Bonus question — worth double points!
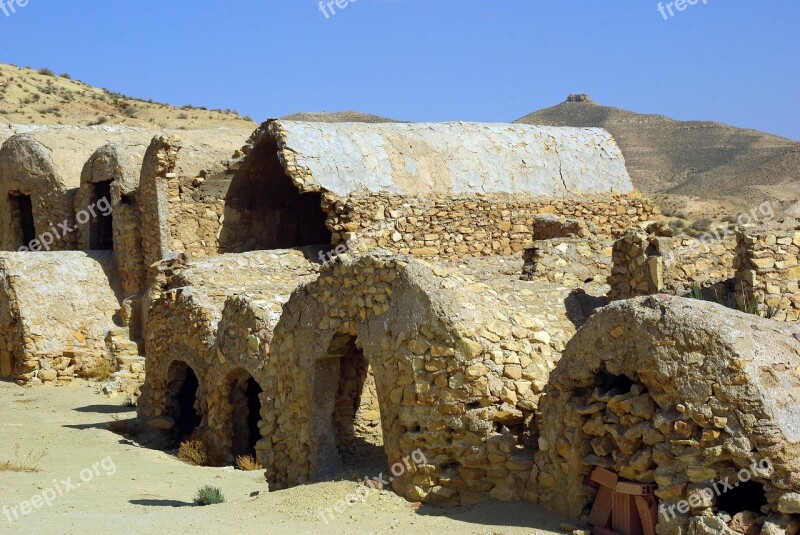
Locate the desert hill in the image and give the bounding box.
[0,63,256,130]
[516,95,800,222]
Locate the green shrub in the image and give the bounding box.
[691,218,712,232]
[764,302,782,319]
[194,486,225,506]
[689,282,703,300]
[735,289,759,316]
[37,67,55,77]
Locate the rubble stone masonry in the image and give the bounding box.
[609,225,737,301]
[735,226,800,322]
[329,192,659,259]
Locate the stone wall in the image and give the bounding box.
[735,227,800,322]
[522,238,612,285]
[0,251,124,384]
[138,137,180,269]
[609,225,737,301]
[521,215,614,285]
[76,142,148,301]
[535,296,800,535]
[330,192,659,259]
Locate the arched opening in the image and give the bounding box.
[715,479,768,517]
[229,370,263,459]
[167,361,201,442]
[8,193,36,250]
[311,334,386,479]
[219,135,332,252]
[88,180,113,250]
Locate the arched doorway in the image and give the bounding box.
[87,180,113,250]
[228,370,264,459]
[166,361,201,443]
[8,192,36,250]
[310,334,386,479]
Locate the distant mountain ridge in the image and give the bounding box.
[516,95,800,220]
[281,111,400,123]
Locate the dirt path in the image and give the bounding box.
[0,380,568,534]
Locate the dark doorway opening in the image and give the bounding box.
[716,479,768,516]
[9,193,36,249]
[167,361,201,441]
[219,136,332,252]
[311,335,386,479]
[229,371,263,458]
[89,181,113,250]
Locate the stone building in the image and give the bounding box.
[24,118,796,529]
[0,251,129,383]
[136,250,320,455]
[135,120,659,264]
[125,120,684,510]
[536,295,800,534]
[138,249,595,504]
[0,126,252,385]
[0,132,81,251]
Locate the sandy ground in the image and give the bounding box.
[0,380,568,535]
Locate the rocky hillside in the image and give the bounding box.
[0,63,256,130]
[516,95,800,222]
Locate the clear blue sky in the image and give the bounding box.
[1,0,798,140]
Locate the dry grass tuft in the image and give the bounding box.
[178,438,210,466]
[0,444,47,473]
[82,358,115,381]
[235,455,263,471]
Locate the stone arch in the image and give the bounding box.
[0,135,75,251]
[536,295,800,533]
[264,253,447,496]
[264,251,556,505]
[218,125,332,253]
[165,360,202,442]
[225,368,264,461]
[309,331,386,479]
[76,143,146,293]
[136,353,210,449]
[137,289,215,447]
